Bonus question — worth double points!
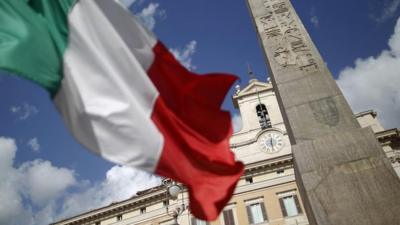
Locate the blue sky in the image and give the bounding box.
[1,0,400,224]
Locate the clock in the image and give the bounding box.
[258,131,284,153]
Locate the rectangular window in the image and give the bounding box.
[223,209,235,225]
[140,207,146,214]
[116,215,122,221]
[279,195,302,217]
[191,218,208,225]
[276,169,284,175]
[163,200,169,206]
[95,222,100,225]
[245,177,253,184]
[246,202,268,224]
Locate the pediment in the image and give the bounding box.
[236,80,273,97]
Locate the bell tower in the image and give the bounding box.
[232,72,284,134]
[231,76,292,165]
[247,0,400,224]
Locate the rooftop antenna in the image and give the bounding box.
[247,63,256,81]
[246,64,261,101]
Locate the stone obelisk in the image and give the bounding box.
[247,0,400,224]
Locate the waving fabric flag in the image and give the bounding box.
[0,0,244,220]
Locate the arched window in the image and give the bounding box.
[256,104,271,129]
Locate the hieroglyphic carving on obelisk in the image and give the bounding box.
[247,0,400,224]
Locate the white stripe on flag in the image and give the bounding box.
[54,0,163,172]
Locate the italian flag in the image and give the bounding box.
[0,0,244,220]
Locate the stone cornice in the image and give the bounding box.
[354,110,377,118]
[244,154,293,175]
[390,153,400,164]
[51,187,168,225]
[376,128,400,141]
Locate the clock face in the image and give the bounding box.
[258,131,284,153]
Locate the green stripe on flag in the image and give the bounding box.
[0,0,76,96]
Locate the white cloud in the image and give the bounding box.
[310,16,319,28]
[170,41,198,71]
[137,3,165,31]
[27,138,40,153]
[337,17,400,129]
[374,0,400,23]
[59,166,161,219]
[232,114,243,133]
[0,137,16,170]
[19,160,77,206]
[0,138,25,225]
[9,102,39,120]
[118,0,138,7]
[0,137,161,225]
[309,7,319,28]
[0,137,77,225]
[0,137,76,225]
[116,0,165,31]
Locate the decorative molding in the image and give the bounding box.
[354,110,377,118]
[276,189,297,197]
[231,128,286,148]
[244,156,294,178]
[232,80,273,108]
[390,153,400,164]
[244,197,264,205]
[235,174,296,195]
[376,128,400,141]
[230,138,257,149]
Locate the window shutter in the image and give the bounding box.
[191,217,196,225]
[228,209,234,225]
[223,210,235,225]
[223,210,229,225]
[259,202,268,221]
[279,198,287,217]
[246,205,254,224]
[293,195,302,214]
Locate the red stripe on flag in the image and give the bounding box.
[149,42,244,220]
